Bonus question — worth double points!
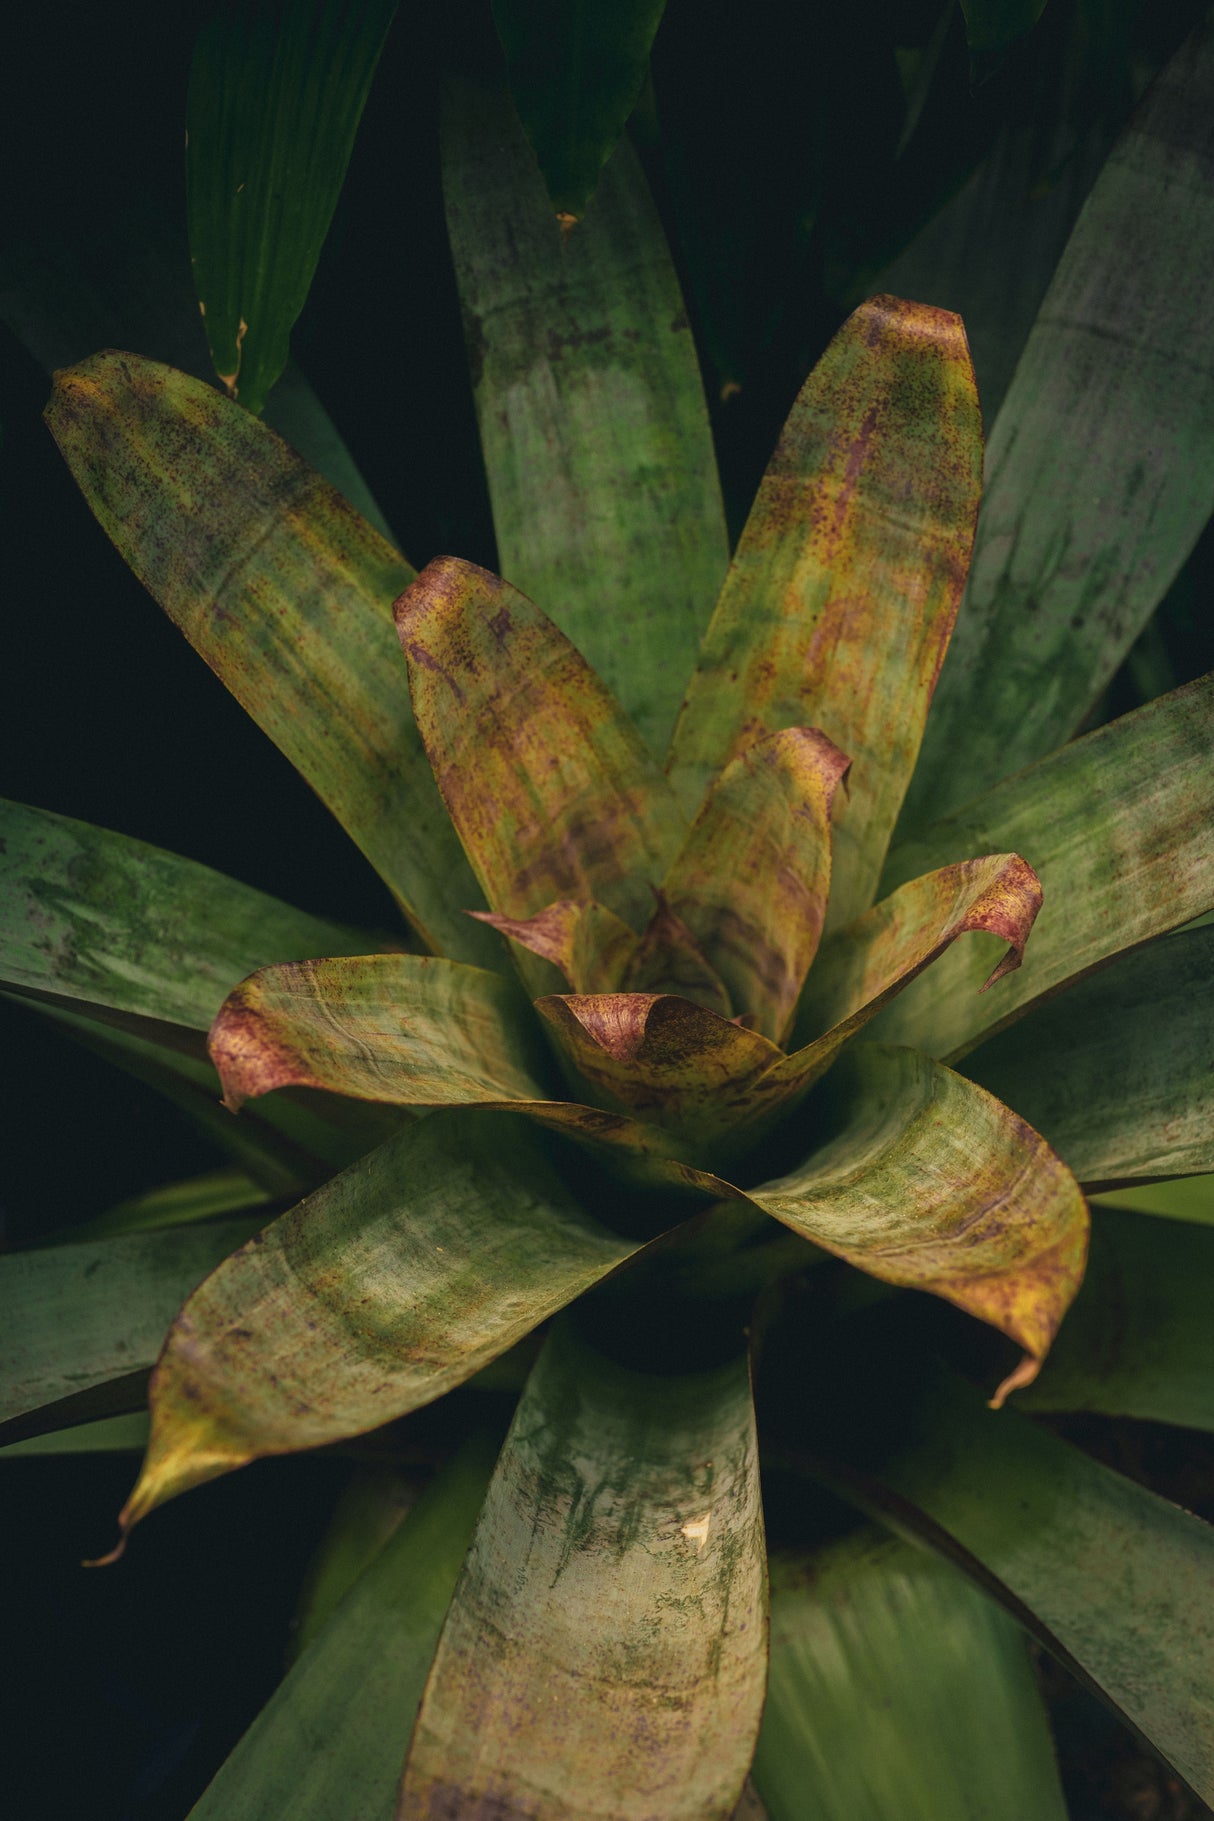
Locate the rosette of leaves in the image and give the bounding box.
[4,30,1214,1821]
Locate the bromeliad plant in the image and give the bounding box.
[4,20,1214,1821]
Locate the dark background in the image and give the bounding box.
[1,1,1211,1814]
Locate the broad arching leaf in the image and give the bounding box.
[187,0,398,415]
[442,76,728,756]
[399,1321,766,1821]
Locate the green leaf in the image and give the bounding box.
[0,1413,150,1459]
[187,0,397,415]
[795,1357,1214,1802]
[288,1466,419,1664]
[45,357,497,967]
[902,18,1214,827]
[441,75,728,756]
[1092,1175,1214,1226]
[50,1167,272,1244]
[400,1321,766,1820]
[188,1434,497,1821]
[491,0,667,220]
[1020,1207,1214,1429]
[394,558,684,947]
[963,926,1214,1186]
[0,799,371,1034]
[744,1045,1087,1395]
[662,728,850,1042]
[0,196,396,541]
[669,295,982,930]
[958,0,1048,54]
[0,1219,263,1429]
[753,1533,1067,1821]
[878,675,1214,1060]
[114,1111,642,1543]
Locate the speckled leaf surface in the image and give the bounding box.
[189,1435,498,1821]
[0,1219,262,1428]
[669,295,982,929]
[114,1112,643,1543]
[662,728,850,1042]
[491,0,667,220]
[1021,1207,1214,1429]
[877,674,1214,1059]
[902,17,1214,827]
[394,557,683,948]
[964,925,1214,1185]
[45,356,496,965]
[187,0,398,415]
[800,1359,1214,1801]
[0,798,371,1033]
[399,1322,766,1821]
[210,953,554,1112]
[441,76,728,755]
[745,1045,1087,1393]
[754,1533,1066,1821]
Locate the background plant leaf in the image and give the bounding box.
[901,16,1214,829]
[1092,1174,1214,1226]
[441,73,728,756]
[963,925,1214,1185]
[187,0,398,415]
[491,0,668,220]
[959,0,1050,55]
[754,1531,1067,1820]
[400,1320,766,1821]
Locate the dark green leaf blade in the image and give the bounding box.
[442,75,728,756]
[400,1321,766,1820]
[902,18,1214,827]
[1092,1176,1214,1227]
[188,1435,497,1821]
[754,1533,1067,1821]
[491,0,668,220]
[797,1355,1214,1801]
[114,1111,643,1543]
[959,0,1048,55]
[0,1219,262,1429]
[45,357,497,966]
[187,0,398,414]
[963,926,1214,1185]
[1021,1207,1214,1429]
[877,675,1214,1060]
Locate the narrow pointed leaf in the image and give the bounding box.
[0,798,372,1033]
[1021,1208,1214,1429]
[0,1413,151,1458]
[663,728,850,1042]
[754,1534,1066,1821]
[902,18,1214,826]
[45,356,496,965]
[442,76,728,754]
[0,196,396,540]
[745,1045,1087,1390]
[878,675,1214,1059]
[394,558,684,943]
[536,992,784,1159]
[399,1321,766,1821]
[964,926,1214,1185]
[115,1112,642,1541]
[783,852,1041,1091]
[491,0,667,220]
[189,1435,497,1821]
[798,1357,1214,1801]
[187,0,397,415]
[0,1220,263,1428]
[60,1166,273,1243]
[669,295,982,928]
[209,953,554,1112]
[1092,1175,1214,1227]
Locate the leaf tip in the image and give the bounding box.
[988,1351,1042,1409]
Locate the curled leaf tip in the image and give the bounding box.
[82,1530,129,1570]
[556,210,579,239]
[989,1352,1043,1409]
